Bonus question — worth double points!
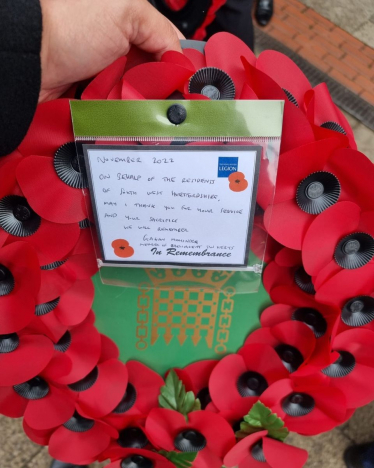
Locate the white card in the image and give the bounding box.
[84,145,261,269]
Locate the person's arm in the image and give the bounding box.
[0,0,42,157]
[0,0,182,158]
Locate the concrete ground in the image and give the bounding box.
[300,0,374,48]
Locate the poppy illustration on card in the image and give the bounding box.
[228,171,248,192]
[111,239,134,258]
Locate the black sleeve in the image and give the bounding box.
[205,0,255,51]
[0,0,42,157]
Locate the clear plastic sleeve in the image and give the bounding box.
[71,100,284,293]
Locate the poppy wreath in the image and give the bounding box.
[0,32,374,468]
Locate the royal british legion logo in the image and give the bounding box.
[217,157,239,178]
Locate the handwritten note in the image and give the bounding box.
[84,145,260,268]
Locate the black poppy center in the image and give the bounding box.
[350,300,364,313]
[13,203,31,221]
[121,455,154,468]
[0,333,19,353]
[320,121,347,135]
[70,154,80,173]
[275,344,304,373]
[296,172,340,215]
[282,88,299,107]
[306,181,324,199]
[113,383,137,414]
[13,376,50,400]
[237,371,268,397]
[292,307,327,338]
[54,331,72,353]
[63,411,95,433]
[118,427,149,449]
[0,195,41,237]
[341,296,374,327]
[54,142,88,189]
[282,392,315,416]
[343,239,360,255]
[322,350,356,378]
[251,440,266,462]
[0,264,15,296]
[335,233,374,269]
[196,387,212,409]
[293,267,316,295]
[174,429,207,452]
[201,84,220,100]
[188,67,235,100]
[35,297,60,316]
[68,366,99,392]
[40,259,67,271]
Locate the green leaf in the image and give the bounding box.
[159,370,201,418]
[235,401,289,442]
[159,450,197,468]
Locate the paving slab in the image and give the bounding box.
[298,0,374,48]
[340,402,374,444]
[0,416,41,468]
[25,447,106,468]
[288,428,352,468]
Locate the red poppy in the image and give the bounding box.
[81,56,128,100]
[99,415,151,460]
[172,360,218,411]
[36,226,98,304]
[23,420,54,446]
[146,408,235,468]
[240,57,315,155]
[37,258,77,304]
[259,378,347,435]
[68,358,128,419]
[260,295,339,368]
[16,154,90,225]
[0,187,80,265]
[99,333,120,362]
[105,449,175,468]
[302,202,374,291]
[48,412,118,465]
[224,429,308,468]
[18,99,74,158]
[104,361,164,428]
[256,50,311,112]
[315,266,374,310]
[244,321,316,374]
[263,247,316,300]
[0,242,40,333]
[122,33,256,101]
[0,155,23,202]
[0,376,76,431]
[28,278,95,342]
[264,138,359,250]
[209,343,288,417]
[0,331,54,386]
[305,83,356,149]
[319,329,374,408]
[42,320,101,385]
[0,155,79,265]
